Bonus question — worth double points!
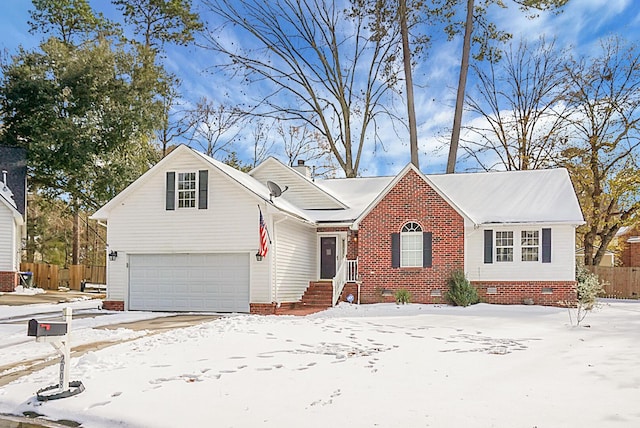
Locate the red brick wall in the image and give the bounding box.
[102,300,125,311]
[250,303,277,315]
[317,227,358,259]
[0,271,18,292]
[621,242,640,267]
[473,281,576,307]
[357,169,465,304]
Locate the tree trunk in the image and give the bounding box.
[447,0,474,174]
[400,0,419,169]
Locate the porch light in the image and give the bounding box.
[108,250,118,262]
[255,252,263,261]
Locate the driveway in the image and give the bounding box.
[0,290,219,428]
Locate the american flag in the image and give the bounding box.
[258,209,269,257]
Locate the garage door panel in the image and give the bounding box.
[129,253,250,312]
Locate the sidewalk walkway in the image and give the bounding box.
[0,290,104,307]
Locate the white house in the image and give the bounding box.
[92,145,584,313]
[0,174,24,291]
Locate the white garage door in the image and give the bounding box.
[129,253,250,313]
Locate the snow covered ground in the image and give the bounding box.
[1,299,639,428]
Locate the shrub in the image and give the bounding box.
[571,264,606,326]
[447,270,479,307]
[394,289,411,305]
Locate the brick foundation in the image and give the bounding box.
[102,300,125,311]
[339,282,359,303]
[0,271,18,292]
[472,281,576,307]
[250,303,278,315]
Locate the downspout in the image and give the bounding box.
[273,216,288,308]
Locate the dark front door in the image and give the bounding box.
[320,237,337,279]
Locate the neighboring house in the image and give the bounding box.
[575,248,615,267]
[0,146,27,292]
[92,145,584,313]
[615,226,640,266]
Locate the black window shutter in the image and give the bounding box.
[166,172,175,211]
[484,230,493,264]
[391,233,400,268]
[198,170,208,209]
[542,228,552,263]
[423,232,433,268]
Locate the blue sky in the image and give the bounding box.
[1,0,639,177]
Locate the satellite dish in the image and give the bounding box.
[267,180,288,202]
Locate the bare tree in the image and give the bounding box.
[278,122,337,177]
[447,0,474,174]
[399,0,418,168]
[561,38,640,266]
[200,0,402,177]
[248,120,275,169]
[444,0,569,173]
[185,97,247,157]
[461,38,570,171]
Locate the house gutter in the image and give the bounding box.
[477,220,586,227]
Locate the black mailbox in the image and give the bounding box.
[28,319,68,337]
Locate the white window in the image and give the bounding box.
[495,231,513,262]
[177,172,196,208]
[521,230,539,261]
[401,222,422,267]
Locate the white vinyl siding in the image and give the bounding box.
[0,204,15,271]
[274,218,317,302]
[250,159,343,209]
[466,224,576,282]
[103,149,271,305]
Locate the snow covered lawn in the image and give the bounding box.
[1,300,639,427]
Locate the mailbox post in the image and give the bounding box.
[27,307,84,401]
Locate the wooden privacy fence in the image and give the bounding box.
[588,266,640,299]
[20,263,106,291]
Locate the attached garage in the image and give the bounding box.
[128,253,250,313]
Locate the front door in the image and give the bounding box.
[320,236,337,279]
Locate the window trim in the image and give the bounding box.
[495,230,514,262]
[177,171,197,209]
[400,222,423,268]
[521,230,540,262]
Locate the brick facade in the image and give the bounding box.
[250,303,277,315]
[623,242,640,266]
[620,227,640,266]
[102,300,125,311]
[473,281,576,307]
[0,271,18,292]
[317,226,358,260]
[357,169,465,304]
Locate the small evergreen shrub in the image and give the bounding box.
[571,264,606,326]
[394,289,411,305]
[447,270,479,307]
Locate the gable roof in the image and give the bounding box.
[93,146,584,228]
[0,146,27,216]
[249,157,347,209]
[428,168,584,225]
[0,181,24,225]
[351,164,470,228]
[92,145,312,222]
